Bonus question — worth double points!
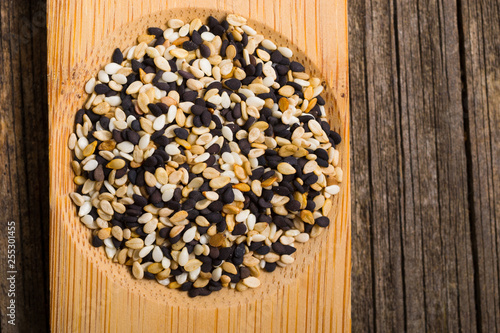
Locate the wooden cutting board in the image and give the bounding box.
[48,1,350,332]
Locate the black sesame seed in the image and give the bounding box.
[199,44,211,58]
[255,245,270,255]
[315,216,330,228]
[148,103,162,116]
[289,61,305,72]
[232,223,247,236]
[183,40,198,51]
[330,131,342,145]
[112,48,123,64]
[147,27,163,38]
[183,91,197,102]
[191,104,207,116]
[94,84,110,95]
[91,235,104,247]
[224,78,241,90]
[173,128,188,140]
[265,262,277,272]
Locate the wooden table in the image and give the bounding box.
[0,0,498,331]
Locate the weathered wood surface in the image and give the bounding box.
[349,0,500,332]
[0,0,499,331]
[0,0,50,332]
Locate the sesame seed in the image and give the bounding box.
[70,14,343,297]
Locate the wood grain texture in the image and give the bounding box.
[1,0,498,331]
[47,1,350,332]
[349,0,499,331]
[0,0,49,332]
[460,0,500,331]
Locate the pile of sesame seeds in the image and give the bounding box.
[68,14,342,297]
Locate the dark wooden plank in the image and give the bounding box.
[0,0,49,331]
[460,0,500,331]
[349,0,406,331]
[395,0,477,331]
[348,0,376,331]
[349,0,479,331]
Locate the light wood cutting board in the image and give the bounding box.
[48,1,350,332]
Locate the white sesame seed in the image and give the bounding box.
[154,56,171,71]
[176,272,188,284]
[183,226,197,243]
[152,246,163,262]
[139,245,154,258]
[162,189,174,202]
[144,233,156,246]
[103,181,116,195]
[278,46,293,58]
[280,254,294,264]
[236,209,250,222]
[126,46,136,60]
[325,185,340,195]
[162,257,171,269]
[201,31,215,41]
[98,70,109,83]
[77,137,89,150]
[82,159,98,171]
[295,233,310,243]
[167,105,177,123]
[207,94,221,105]
[78,202,92,217]
[313,85,324,97]
[233,189,245,202]
[105,96,121,107]
[153,115,166,131]
[188,267,201,281]
[221,152,234,164]
[194,152,210,163]
[165,144,181,155]
[199,234,208,245]
[138,212,153,224]
[246,96,265,107]
[212,267,222,281]
[126,81,143,94]
[139,134,150,150]
[116,141,134,154]
[294,78,310,87]
[168,18,184,29]
[261,39,277,50]
[111,73,127,85]
[239,88,255,98]
[85,77,96,94]
[247,214,256,230]
[178,247,189,266]
[163,28,174,39]
[221,91,231,108]
[222,126,233,141]
[199,58,212,76]
[105,247,117,259]
[157,278,170,286]
[103,238,114,250]
[104,62,122,75]
[231,152,242,165]
[179,24,190,37]
[241,25,256,36]
[162,71,178,82]
[146,46,160,58]
[168,32,180,43]
[80,214,94,226]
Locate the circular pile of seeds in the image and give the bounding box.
[68,14,343,297]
